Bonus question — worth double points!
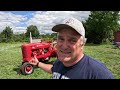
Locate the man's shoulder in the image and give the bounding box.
[84,55,104,65]
[83,55,114,79]
[83,55,108,70]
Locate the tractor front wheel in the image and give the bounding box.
[20,62,34,75]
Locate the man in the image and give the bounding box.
[29,17,114,79]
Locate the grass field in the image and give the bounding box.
[0,42,120,79]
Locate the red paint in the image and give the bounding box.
[114,31,120,42]
[21,41,57,63]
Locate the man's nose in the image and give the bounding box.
[62,40,68,49]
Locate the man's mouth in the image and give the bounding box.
[60,50,71,54]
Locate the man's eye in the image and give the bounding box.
[58,38,64,41]
[70,39,77,43]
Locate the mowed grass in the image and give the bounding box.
[0,42,54,79]
[0,42,120,79]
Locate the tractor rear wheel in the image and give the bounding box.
[20,62,34,75]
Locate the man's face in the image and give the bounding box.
[56,28,83,64]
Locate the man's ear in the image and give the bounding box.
[80,39,83,46]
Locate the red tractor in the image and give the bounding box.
[20,40,57,75]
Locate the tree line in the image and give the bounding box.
[0,25,57,43]
[0,11,120,44]
[84,11,120,44]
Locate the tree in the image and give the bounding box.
[13,33,27,42]
[0,26,14,42]
[51,33,57,40]
[25,25,40,38]
[85,11,120,44]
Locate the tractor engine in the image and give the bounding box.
[21,42,53,62]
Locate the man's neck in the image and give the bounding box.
[63,53,84,67]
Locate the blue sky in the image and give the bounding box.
[4,11,35,27]
[0,11,90,34]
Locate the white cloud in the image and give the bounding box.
[15,27,27,34]
[26,11,90,34]
[0,11,27,33]
[0,11,90,34]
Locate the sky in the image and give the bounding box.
[0,11,90,34]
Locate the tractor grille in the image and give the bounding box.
[22,46,28,58]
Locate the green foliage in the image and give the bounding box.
[0,26,14,42]
[13,34,29,42]
[0,25,56,43]
[85,11,120,44]
[25,25,40,38]
[51,33,57,40]
[41,33,57,41]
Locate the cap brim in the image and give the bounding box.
[52,24,73,32]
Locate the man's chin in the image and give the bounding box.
[59,57,71,62]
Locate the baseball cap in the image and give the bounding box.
[52,17,85,37]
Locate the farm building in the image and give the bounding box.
[113,31,120,47]
[114,31,120,42]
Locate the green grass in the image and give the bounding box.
[0,42,54,79]
[0,42,120,79]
